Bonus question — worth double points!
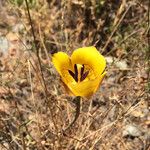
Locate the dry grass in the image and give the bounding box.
[0,0,149,150]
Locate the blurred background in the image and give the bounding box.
[0,0,149,149]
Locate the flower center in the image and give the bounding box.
[68,64,89,82]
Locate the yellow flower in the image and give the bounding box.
[52,46,106,98]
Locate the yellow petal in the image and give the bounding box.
[67,72,106,98]
[71,47,106,77]
[52,52,74,83]
[52,52,70,75]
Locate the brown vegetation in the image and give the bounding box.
[0,0,149,149]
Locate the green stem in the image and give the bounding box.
[63,96,81,132]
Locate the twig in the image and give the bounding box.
[24,0,58,132]
[147,0,150,82]
[102,4,131,53]
[24,1,62,148]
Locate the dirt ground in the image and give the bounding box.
[0,0,149,150]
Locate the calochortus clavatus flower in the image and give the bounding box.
[52,46,106,98]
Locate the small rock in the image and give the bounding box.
[123,124,142,138]
[105,56,128,70]
[0,36,9,55]
[105,56,114,64]
[115,60,128,70]
[12,23,24,33]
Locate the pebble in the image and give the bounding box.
[123,124,142,138]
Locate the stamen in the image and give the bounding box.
[69,64,89,82]
[80,71,89,82]
[74,64,78,82]
[68,64,78,82]
[68,70,75,79]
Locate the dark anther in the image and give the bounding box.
[80,71,89,82]
[68,70,75,79]
[68,64,78,82]
[74,64,78,82]
[68,64,89,82]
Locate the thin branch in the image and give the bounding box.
[148,0,150,81]
[24,0,38,55]
[102,4,131,53]
[24,0,59,138]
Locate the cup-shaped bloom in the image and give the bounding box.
[52,47,106,98]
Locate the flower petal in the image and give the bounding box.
[52,52,71,75]
[67,72,106,98]
[71,47,106,77]
[52,52,74,83]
